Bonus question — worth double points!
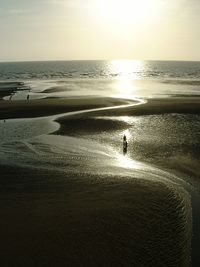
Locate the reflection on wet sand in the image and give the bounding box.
[0,164,192,267]
[0,83,196,266]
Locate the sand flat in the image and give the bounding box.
[0,97,133,120]
[1,97,200,121]
[0,165,191,267]
[0,95,196,266]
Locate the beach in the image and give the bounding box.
[1,60,200,266]
[0,165,191,267]
[0,94,194,266]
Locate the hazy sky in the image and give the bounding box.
[0,0,200,61]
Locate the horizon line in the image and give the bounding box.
[1,59,200,63]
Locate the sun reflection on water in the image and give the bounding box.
[109,60,143,78]
[114,78,135,99]
[108,60,144,99]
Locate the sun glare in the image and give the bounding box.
[108,60,143,98]
[110,60,143,77]
[97,0,161,26]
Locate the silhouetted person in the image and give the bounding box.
[123,134,126,141]
[27,94,30,100]
[123,135,128,155]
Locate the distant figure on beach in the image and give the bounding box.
[123,134,128,155]
[9,94,13,100]
[27,94,30,101]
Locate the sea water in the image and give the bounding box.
[0,60,200,99]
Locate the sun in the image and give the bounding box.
[97,0,161,26]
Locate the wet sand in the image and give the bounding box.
[0,97,200,121]
[51,97,200,138]
[0,165,191,267]
[0,95,196,266]
[0,97,132,120]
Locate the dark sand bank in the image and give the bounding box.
[84,97,200,117]
[55,117,130,136]
[42,86,74,93]
[0,97,131,120]
[1,97,200,121]
[0,165,191,267]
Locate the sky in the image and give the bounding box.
[0,0,200,61]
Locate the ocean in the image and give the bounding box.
[0,60,200,266]
[1,60,200,80]
[1,60,200,100]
